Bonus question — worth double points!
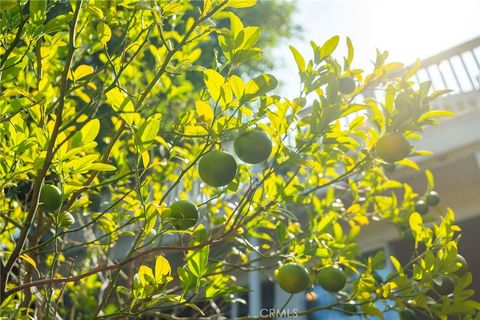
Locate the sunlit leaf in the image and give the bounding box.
[155,256,171,284]
[68,65,94,81]
[97,22,112,44]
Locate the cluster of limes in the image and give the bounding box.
[167,129,272,230]
[414,190,440,215]
[276,263,347,293]
[38,184,75,228]
[275,252,468,317]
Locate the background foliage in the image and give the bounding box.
[0,0,478,319]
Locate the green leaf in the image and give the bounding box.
[187,245,209,278]
[105,87,136,125]
[19,254,37,271]
[346,37,354,65]
[397,158,419,171]
[87,5,104,19]
[418,110,455,121]
[86,163,116,171]
[242,74,278,102]
[319,35,339,61]
[372,250,386,270]
[68,65,94,81]
[97,22,112,44]
[155,256,171,284]
[204,69,226,101]
[428,89,451,100]
[195,100,214,123]
[289,46,305,72]
[229,13,244,39]
[228,75,245,99]
[30,0,47,25]
[136,114,161,152]
[138,265,155,286]
[71,119,100,148]
[178,267,197,292]
[390,256,404,276]
[192,224,208,244]
[404,59,422,80]
[44,13,73,34]
[425,169,434,190]
[275,223,287,244]
[227,0,257,8]
[409,212,423,242]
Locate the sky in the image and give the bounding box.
[274,0,480,97]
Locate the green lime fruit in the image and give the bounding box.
[169,200,199,230]
[426,191,440,207]
[455,254,468,276]
[234,130,272,164]
[382,162,396,173]
[317,266,346,292]
[339,77,356,95]
[39,185,62,212]
[433,275,455,296]
[414,200,429,215]
[376,133,410,163]
[399,308,416,320]
[342,301,358,316]
[57,212,75,228]
[198,151,237,187]
[277,263,310,294]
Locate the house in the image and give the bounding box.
[229,36,480,320]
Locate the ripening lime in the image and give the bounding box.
[234,130,272,164]
[414,200,429,215]
[317,266,346,292]
[399,308,416,320]
[375,133,410,163]
[277,263,310,294]
[455,254,468,276]
[39,185,62,212]
[432,275,455,296]
[198,151,237,187]
[57,211,75,228]
[426,190,440,207]
[339,77,356,95]
[169,200,198,230]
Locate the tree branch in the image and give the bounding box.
[0,0,84,301]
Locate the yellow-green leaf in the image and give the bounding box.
[397,158,419,171]
[86,163,116,171]
[289,45,305,72]
[195,100,214,123]
[155,256,171,284]
[390,256,404,276]
[138,265,154,285]
[97,22,112,44]
[228,75,245,99]
[227,0,257,8]
[80,119,100,143]
[204,69,225,101]
[409,212,423,241]
[20,254,37,270]
[418,110,455,121]
[68,65,94,81]
[105,87,136,125]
